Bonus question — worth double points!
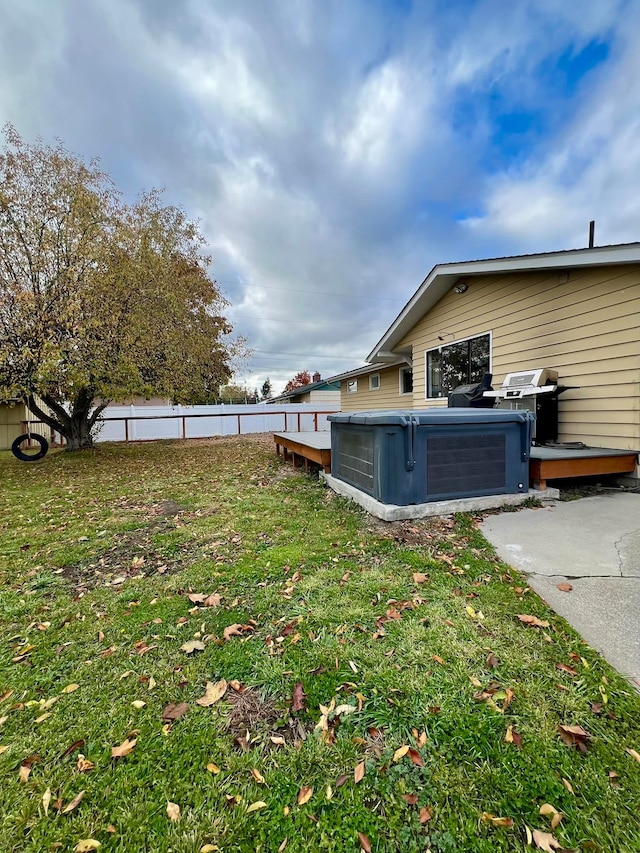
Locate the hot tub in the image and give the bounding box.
[328,409,533,505]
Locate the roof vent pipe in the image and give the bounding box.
[588,220,595,249]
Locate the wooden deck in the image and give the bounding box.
[274,432,638,489]
[273,432,332,473]
[529,446,638,489]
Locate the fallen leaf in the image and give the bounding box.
[278,840,287,853]
[393,745,410,762]
[111,738,137,758]
[561,778,574,795]
[431,654,445,665]
[131,700,146,710]
[481,812,514,827]
[335,774,349,788]
[556,583,573,592]
[187,593,207,604]
[539,804,557,816]
[161,702,189,722]
[204,593,222,607]
[556,663,578,676]
[407,748,423,767]
[291,682,307,713]
[76,754,95,772]
[251,768,266,784]
[196,680,228,707]
[35,712,51,724]
[486,653,499,668]
[532,829,562,851]
[625,747,640,763]
[403,793,418,805]
[558,724,591,753]
[419,806,432,824]
[270,736,285,746]
[206,763,221,774]
[74,842,101,852]
[297,786,313,805]
[247,801,267,813]
[62,790,85,815]
[181,640,205,654]
[517,614,550,628]
[200,846,219,853]
[354,761,366,783]
[223,624,244,640]
[42,788,51,815]
[148,677,156,691]
[357,832,372,852]
[413,572,429,583]
[167,801,180,822]
[504,725,523,747]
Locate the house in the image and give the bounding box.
[268,372,341,405]
[336,242,640,477]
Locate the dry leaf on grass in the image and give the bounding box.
[481,812,514,827]
[162,702,189,722]
[196,680,228,707]
[412,572,429,583]
[532,829,562,851]
[166,801,181,822]
[62,790,85,815]
[625,747,640,763]
[517,614,550,628]
[251,768,266,784]
[419,806,432,824]
[181,640,205,654]
[557,724,591,753]
[246,801,267,813]
[62,684,80,694]
[74,841,101,852]
[354,761,366,783]
[111,738,137,758]
[393,745,410,762]
[357,832,372,852]
[42,788,51,815]
[297,786,313,805]
[291,682,306,713]
[76,754,95,772]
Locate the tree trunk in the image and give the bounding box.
[26,389,107,452]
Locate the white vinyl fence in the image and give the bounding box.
[92,403,338,443]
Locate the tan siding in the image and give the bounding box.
[394,263,640,451]
[340,366,408,411]
[0,402,29,450]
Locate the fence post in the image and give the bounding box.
[124,419,129,442]
[182,416,186,439]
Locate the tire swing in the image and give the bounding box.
[11,432,49,461]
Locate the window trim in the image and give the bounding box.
[398,366,413,396]
[424,331,492,401]
[347,379,358,394]
[369,373,380,391]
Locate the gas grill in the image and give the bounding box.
[483,368,572,445]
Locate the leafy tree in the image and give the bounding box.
[283,370,311,393]
[0,125,241,449]
[260,378,272,400]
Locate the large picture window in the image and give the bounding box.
[426,333,490,398]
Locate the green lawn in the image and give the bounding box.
[1,435,639,853]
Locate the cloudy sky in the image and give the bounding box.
[1,0,639,395]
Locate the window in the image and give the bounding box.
[426,333,490,398]
[399,367,413,395]
[369,374,380,391]
[347,379,358,394]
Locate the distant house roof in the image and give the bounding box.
[367,241,640,363]
[325,360,409,383]
[268,378,340,403]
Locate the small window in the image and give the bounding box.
[399,367,413,395]
[369,374,380,391]
[347,379,358,394]
[426,333,490,398]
